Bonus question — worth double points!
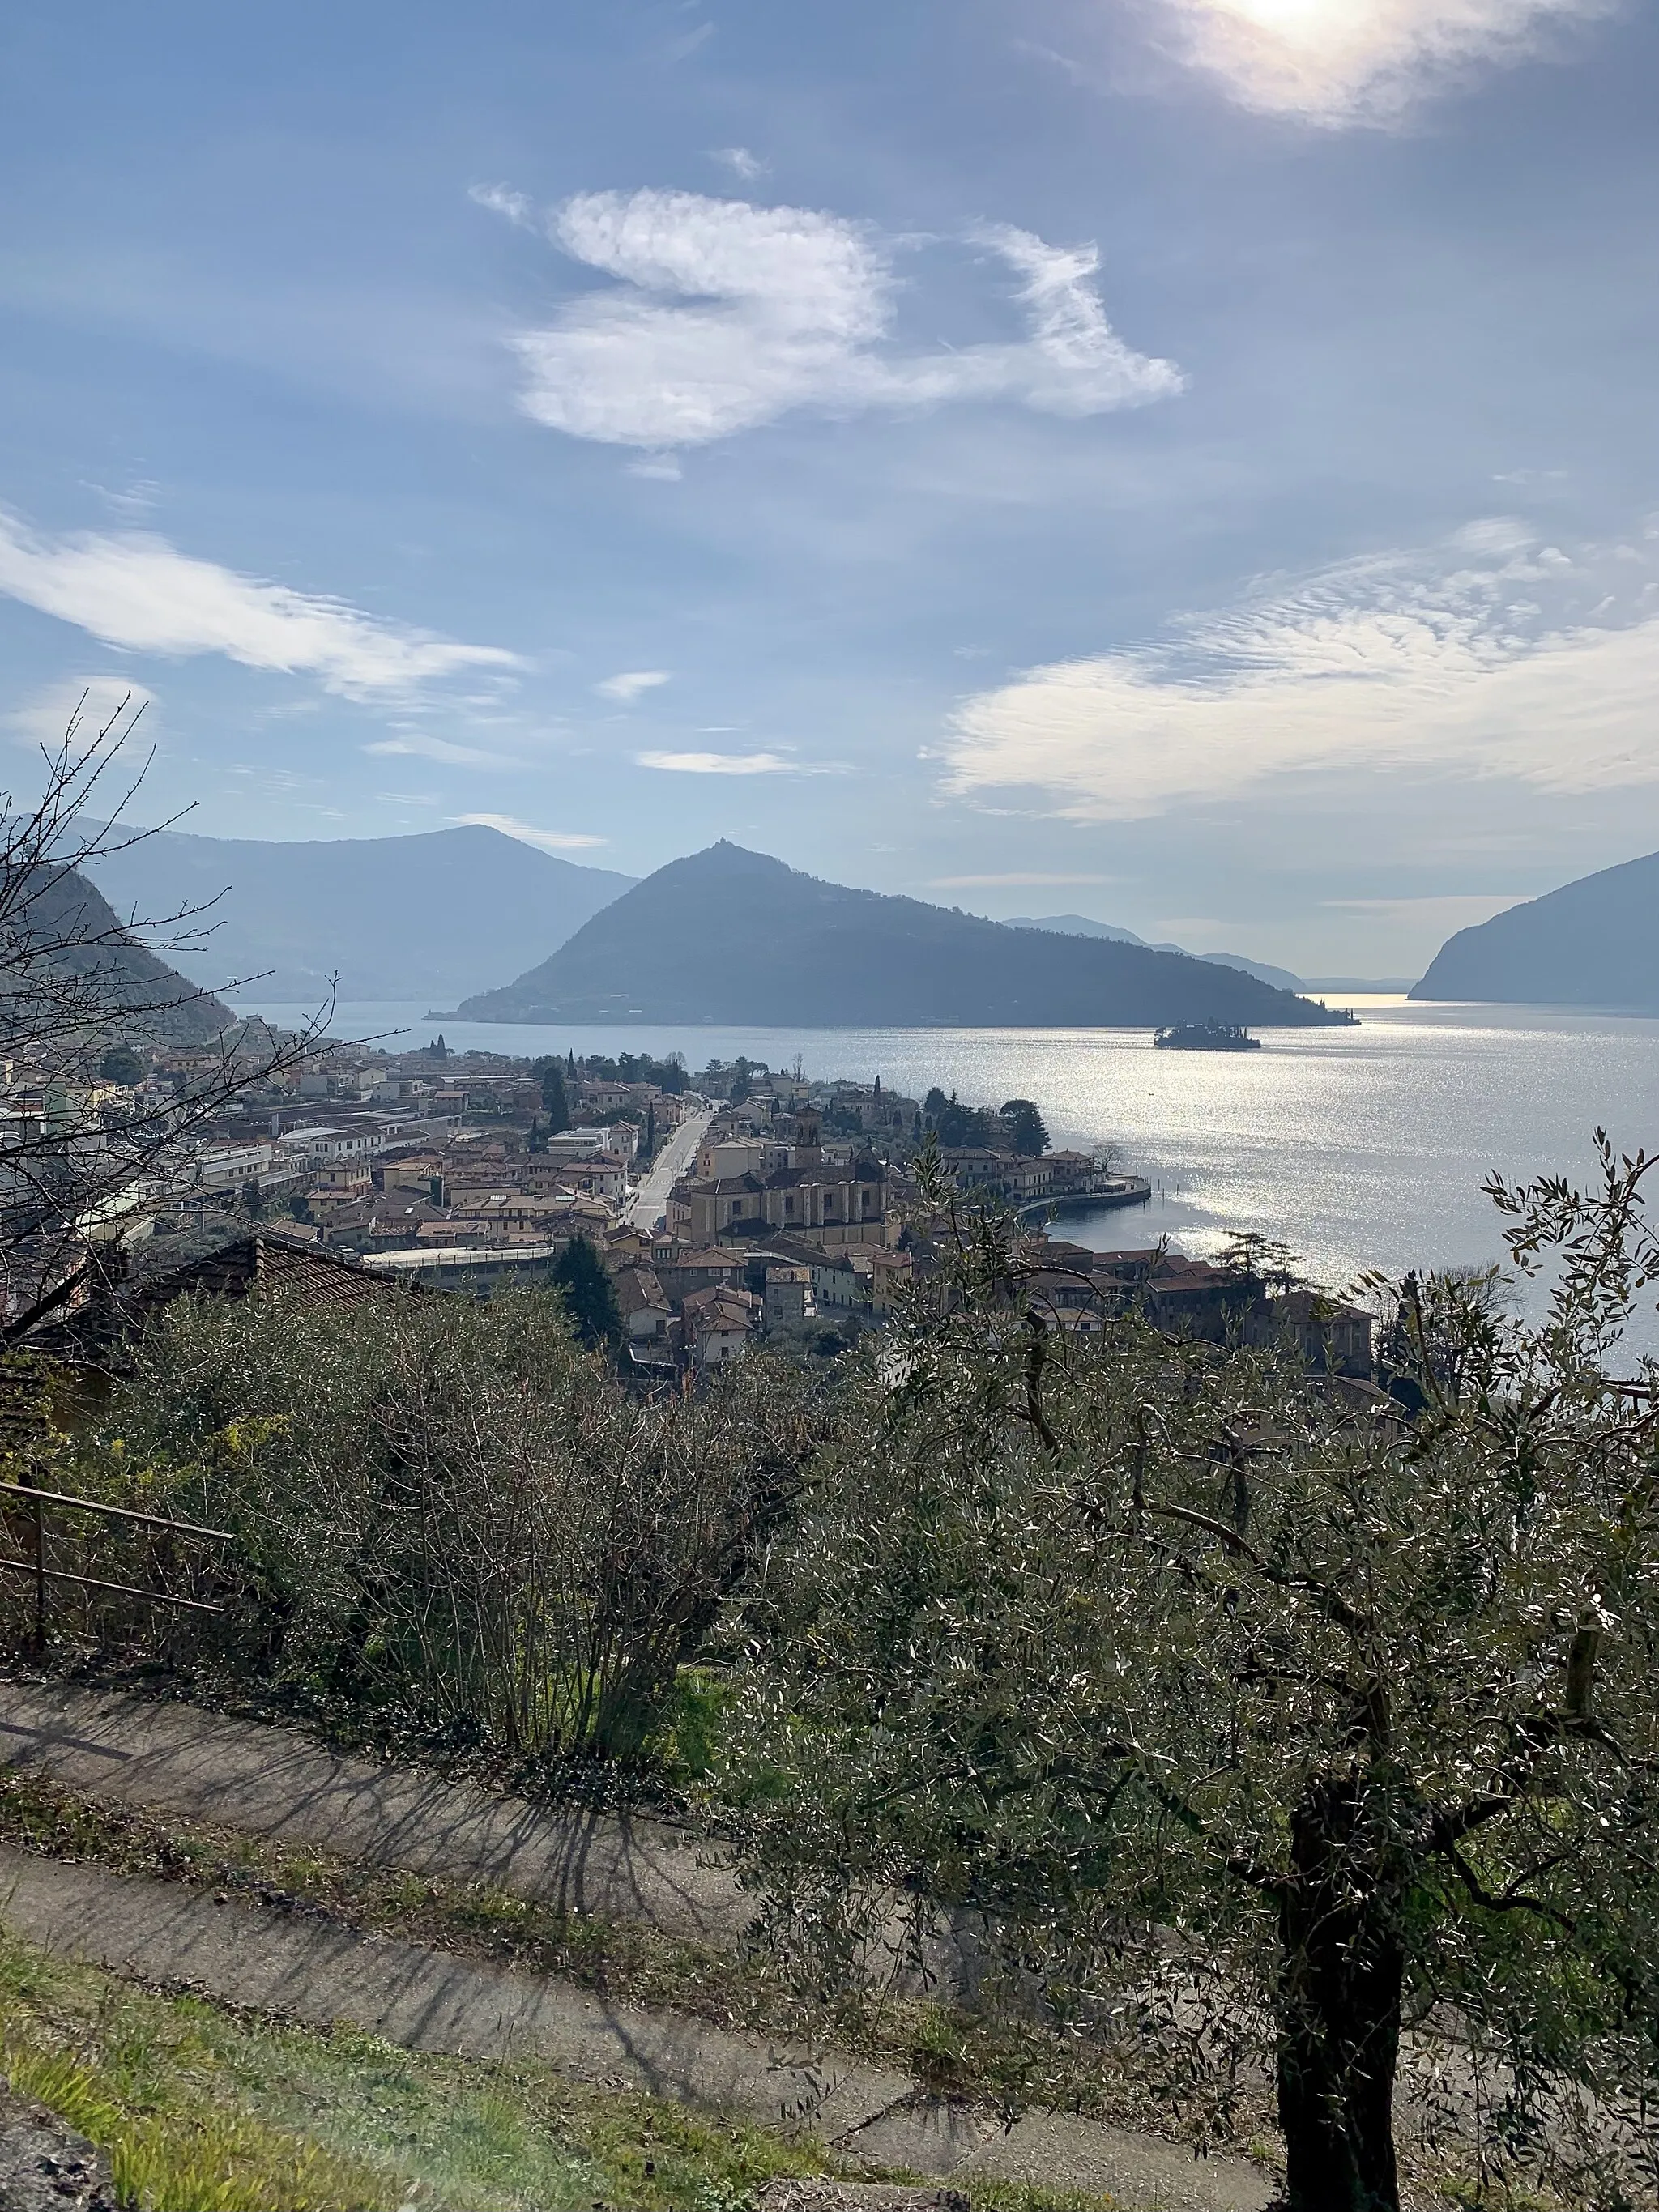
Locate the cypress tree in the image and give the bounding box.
[552,1235,622,1352]
[541,1063,571,1132]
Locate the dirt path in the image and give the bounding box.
[0,1848,1271,2210]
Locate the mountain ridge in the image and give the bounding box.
[454,842,1350,1029]
[15,863,233,1046]
[1009,914,1302,994]
[1412,850,1659,1010]
[83,824,636,1003]
[1009,915,1414,994]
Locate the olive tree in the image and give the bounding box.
[719,1138,1659,2210]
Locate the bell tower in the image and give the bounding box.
[793,1104,823,1166]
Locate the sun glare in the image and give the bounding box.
[1164,0,1608,118]
[1212,0,1353,32]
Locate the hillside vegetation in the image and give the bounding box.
[11,1140,1659,2211]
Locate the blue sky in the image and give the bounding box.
[2,0,1655,974]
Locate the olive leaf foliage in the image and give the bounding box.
[716,1140,1659,2210]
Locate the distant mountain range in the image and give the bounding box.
[454,842,1350,1029]
[1008,914,1411,995]
[83,825,636,1003]
[1412,850,1659,1011]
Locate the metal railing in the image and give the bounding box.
[0,1475,232,1652]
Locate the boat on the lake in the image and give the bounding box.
[1154,1020,1262,1052]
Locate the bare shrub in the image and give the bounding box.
[58,1285,817,1762]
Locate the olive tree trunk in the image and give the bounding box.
[1275,1775,1404,2212]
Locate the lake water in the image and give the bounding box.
[236,996,1659,1307]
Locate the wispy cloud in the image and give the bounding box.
[1325,893,1529,927]
[1153,0,1614,126]
[484,188,1182,451]
[7,675,156,752]
[0,509,518,702]
[942,526,1659,821]
[636,749,798,774]
[81,476,161,521]
[454,810,608,850]
[364,734,513,766]
[1013,39,1101,88]
[468,181,534,227]
[710,147,765,182]
[595,669,671,704]
[663,20,715,61]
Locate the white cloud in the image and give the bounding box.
[468,181,534,227]
[454,811,608,850]
[595,669,671,704]
[636,749,798,774]
[942,528,1659,822]
[496,188,1182,450]
[7,674,156,752]
[967,226,1188,418]
[1154,0,1614,125]
[710,147,765,182]
[0,509,518,702]
[364,734,513,766]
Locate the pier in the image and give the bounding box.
[1016,1174,1152,1221]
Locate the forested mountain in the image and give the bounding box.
[457,842,1347,1028]
[1412,850,1659,1010]
[10,863,232,1045]
[84,825,636,1003]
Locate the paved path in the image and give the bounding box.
[625,1104,715,1230]
[0,1679,748,1945]
[0,1848,1271,2209]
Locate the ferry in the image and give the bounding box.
[1154,1020,1261,1052]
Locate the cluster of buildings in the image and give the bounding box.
[5,1034,1375,1387]
[597,1083,915,1369]
[1015,1241,1375,1379]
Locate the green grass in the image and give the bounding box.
[0,1813,1128,2212]
[0,1928,830,2210]
[0,1926,1128,2211]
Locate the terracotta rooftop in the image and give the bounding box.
[126,1233,408,1316]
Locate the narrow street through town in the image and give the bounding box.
[625,1102,715,1229]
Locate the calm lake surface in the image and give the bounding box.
[237,996,1659,1302]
